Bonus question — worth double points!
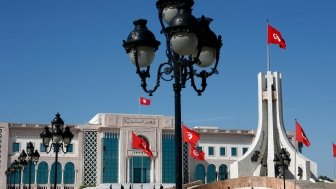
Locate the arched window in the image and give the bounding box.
[195,164,205,183]
[64,162,75,184]
[37,161,48,184]
[23,162,36,184]
[207,164,216,183]
[218,164,228,180]
[50,162,62,184]
[10,170,20,184]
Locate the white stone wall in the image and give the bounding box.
[1,123,81,188]
[190,130,254,181]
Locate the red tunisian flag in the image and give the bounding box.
[139,97,151,106]
[295,120,310,147]
[333,143,336,157]
[268,24,286,49]
[132,132,153,157]
[190,144,205,161]
[182,124,200,146]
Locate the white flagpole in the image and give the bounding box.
[294,119,298,189]
[267,19,271,72]
[142,155,144,184]
[138,96,141,114]
[294,138,297,189]
[334,158,336,180]
[132,156,134,189]
[333,142,335,181]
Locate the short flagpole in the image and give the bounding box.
[333,158,336,180]
[138,96,141,114]
[294,135,297,189]
[132,156,134,189]
[267,19,271,71]
[142,155,144,183]
[333,142,335,181]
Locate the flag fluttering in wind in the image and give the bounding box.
[295,120,310,147]
[182,124,200,146]
[268,24,286,49]
[139,96,151,106]
[132,132,153,157]
[332,143,336,157]
[189,144,205,161]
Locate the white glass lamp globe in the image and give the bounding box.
[170,32,198,55]
[128,46,156,67]
[53,135,63,143]
[63,137,71,145]
[162,6,178,24]
[43,137,51,146]
[193,47,216,67]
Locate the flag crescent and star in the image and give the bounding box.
[193,149,199,157]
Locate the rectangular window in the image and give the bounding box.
[40,143,46,152]
[197,146,203,152]
[231,147,237,156]
[208,146,214,156]
[67,144,74,152]
[102,133,119,183]
[243,147,248,155]
[13,143,20,152]
[162,134,175,183]
[220,147,226,156]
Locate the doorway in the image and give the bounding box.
[130,156,151,183]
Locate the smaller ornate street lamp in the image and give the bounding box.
[5,168,11,189]
[26,142,40,189]
[18,150,28,189]
[274,148,291,189]
[10,160,19,189]
[40,113,74,189]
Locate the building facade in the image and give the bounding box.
[0,113,262,189]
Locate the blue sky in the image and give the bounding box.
[1,0,336,179]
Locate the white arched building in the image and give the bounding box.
[0,113,262,189]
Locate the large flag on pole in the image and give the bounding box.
[132,132,153,157]
[295,120,310,147]
[268,24,286,49]
[189,144,205,161]
[333,143,336,157]
[182,124,200,146]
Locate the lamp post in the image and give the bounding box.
[18,150,28,189]
[5,168,10,189]
[10,160,19,189]
[40,113,74,189]
[26,141,40,189]
[8,166,15,189]
[274,148,291,189]
[122,1,222,189]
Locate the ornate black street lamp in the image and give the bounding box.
[10,160,19,189]
[123,1,222,189]
[5,168,10,189]
[8,163,14,189]
[18,150,28,189]
[274,148,291,189]
[26,142,40,189]
[40,113,74,189]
